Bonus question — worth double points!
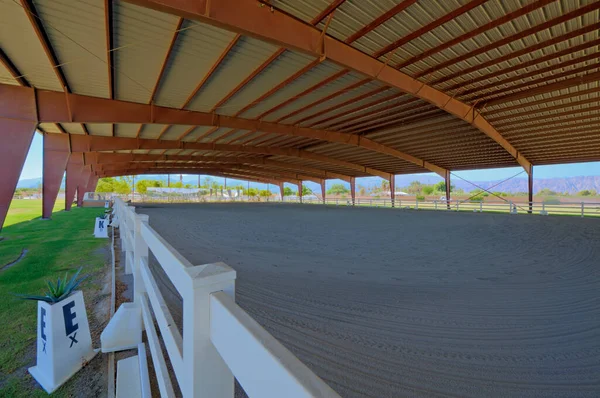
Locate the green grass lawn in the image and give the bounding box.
[0,199,108,397]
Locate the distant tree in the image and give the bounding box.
[259,189,271,198]
[538,188,559,196]
[577,189,596,196]
[96,177,116,193]
[422,186,434,195]
[283,186,294,196]
[327,183,349,195]
[247,188,258,197]
[302,185,312,196]
[170,181,184,188]
[407,181,423,195]
[358,185,367,196]
[135,179,165,194]
[434,181,454,193]
[113,177,132,194]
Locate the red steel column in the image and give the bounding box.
[389,174,395,208]
[77,165,92,207]
[297,181,302,203]
[445,170,451,210]
[42,134,70,219]
[278,182,284,201]
[528,167,533,214]
[321,180,326,204]
[350,177,356,205]
[65,153,84,211]
[0,120,37,230]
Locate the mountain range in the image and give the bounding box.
[16,174,600,195]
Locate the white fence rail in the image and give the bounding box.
[111,197,340,397]
[101,191,600,218]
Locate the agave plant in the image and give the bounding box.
[16,267,89,303]
[98,211,108,219]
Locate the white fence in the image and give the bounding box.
[111,197,340,397]
[101,191,600,218]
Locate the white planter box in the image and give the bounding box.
[28,290,97,393]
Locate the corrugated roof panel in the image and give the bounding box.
[269,0,332,24]
[421,2,596,85]
[112,0,179,103]
[395,0,526,75]
[262,71,367,122]
[161,125,194,141]
[0,0,62,90]
[312,92,411,130]
[115,124,140,138]
[218,50,317,116]
[353,0,461,59]
[33,0,109,97]
[86,124,112,136]
[186,37,279,112]
[153,20,237,108]
[239,61,343,119]
[215,129,251,144]
[288,80,382,125]
[0,63,18,86]
[39,123,62,133]
[138,124,167,139]
[182,126,212,142]
[307,88,400,128]
[325,0,402,43]
[198,127,229,143]
[60,123,86,135]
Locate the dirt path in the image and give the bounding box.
[137,203,600,397]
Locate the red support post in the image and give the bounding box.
[43,134,70,219]
[528,167,533,214]
[321,180,326,204]
[279,182,284,201]
[389,174,395,207]
[298,181,302,203]
[0,120,37,230]
[445,170,451,210]
[65,153,84,211]
[77,165,92,207]
[350,177,356,205]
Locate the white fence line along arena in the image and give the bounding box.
[86,192,600,218]
[103,197,340,398]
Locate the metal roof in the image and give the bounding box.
[1,0,599,185]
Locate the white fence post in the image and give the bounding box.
[134,214,150,302]
[182,263,236,398]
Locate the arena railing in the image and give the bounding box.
[110,196,340,397]
[104,191,599,218]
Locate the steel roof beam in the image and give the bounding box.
[54,134,390,178]
[123,0,529,172]
[0,83,444,176]
[87,152,354,181]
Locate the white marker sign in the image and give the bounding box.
[94,217,108,238]
[104,201,110,208]
[29,291,97,393]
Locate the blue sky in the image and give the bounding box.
[20,133,600,181]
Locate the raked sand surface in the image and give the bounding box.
[136,203,600,397]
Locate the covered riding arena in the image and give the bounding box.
[139,202,600,397]
[1,0,599,397]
